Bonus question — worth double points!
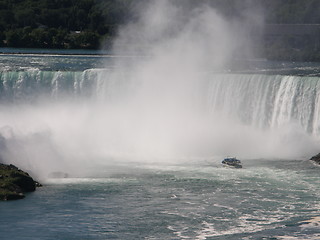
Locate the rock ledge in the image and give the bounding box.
[0,163,41,200]
[310,153,320,164]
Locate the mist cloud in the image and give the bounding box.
[113,0,253,69]
[0,1,316,180]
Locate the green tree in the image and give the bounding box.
[5,29,23,47]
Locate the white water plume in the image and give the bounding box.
[0,1,319,179]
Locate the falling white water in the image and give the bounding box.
[206,74,320,137]
[0,0,319,179]
[0,70,319,177]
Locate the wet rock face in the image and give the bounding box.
[0,163,39,201]
[310,153,320,164]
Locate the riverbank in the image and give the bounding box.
[0,163,41,200]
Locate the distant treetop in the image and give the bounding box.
[0,0,319,55]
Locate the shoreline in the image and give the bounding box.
[0,163,41,201]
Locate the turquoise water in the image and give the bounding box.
[0,160,320,239]
[0,49,320,239]
[0,50,108,71]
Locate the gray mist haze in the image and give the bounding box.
[0,1,318,180]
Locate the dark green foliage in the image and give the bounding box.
[0,163,38,201]
[67,31,100,49]
[0,0,319,60]
[0,0,135,49]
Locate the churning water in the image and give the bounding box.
[0,51,320,239]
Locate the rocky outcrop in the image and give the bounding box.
[0,163,41,200]
[310,153,320,164]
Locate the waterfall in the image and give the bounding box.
[206,74,320,137]
[0,68,319,174]
[0,69,104,101]
[1,69,320,137]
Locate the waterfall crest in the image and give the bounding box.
[206,74,320,137]
[1,69,319,137]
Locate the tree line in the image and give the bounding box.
[0,0,319,61]
[0,0,134,49]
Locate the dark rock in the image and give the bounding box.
[11,172,36,192]
[35,181,43,187]
[4,193,25,200]
[0,182,25,200]
[0,163,40,201]
[9,164,19,170]
[310,153,320,164]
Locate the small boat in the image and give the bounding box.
[222,157,242,168]
[48,171,69,178]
